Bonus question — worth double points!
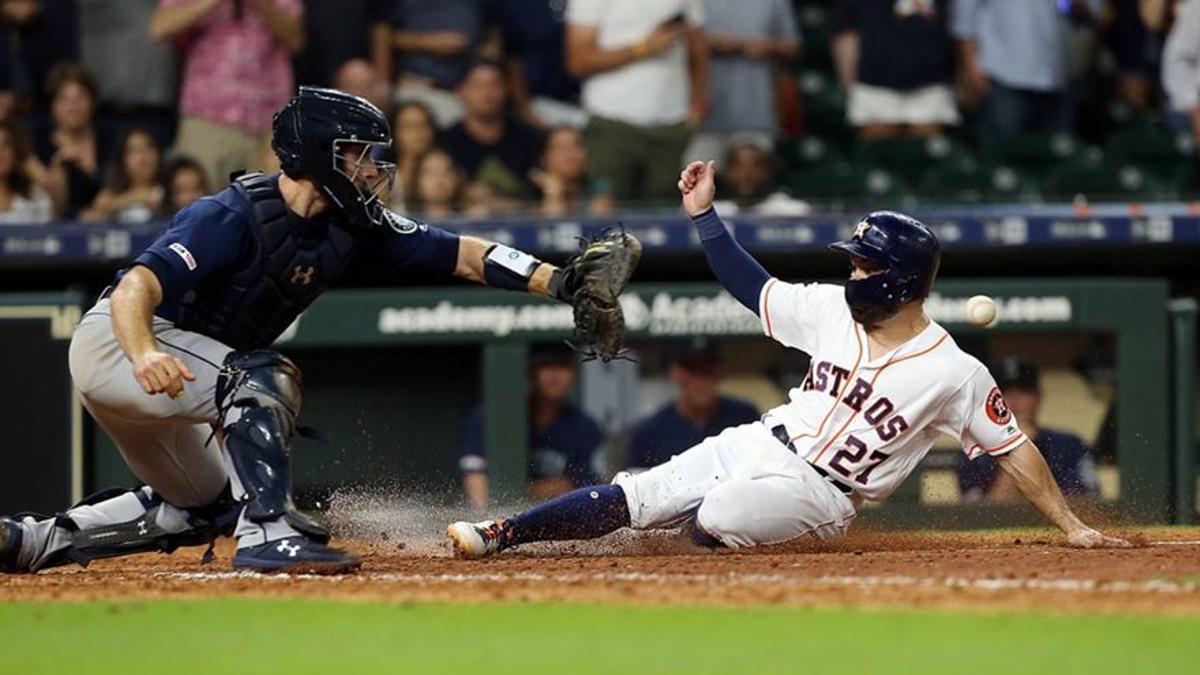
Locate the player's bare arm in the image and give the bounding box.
[109,266,195,398]
[998,441,1130,548]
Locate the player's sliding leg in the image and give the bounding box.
[447,484,632,558]
[691,475,854,549]
[448,422,762,558]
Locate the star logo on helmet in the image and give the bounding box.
[853,220,871,240]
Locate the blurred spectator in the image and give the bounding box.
[390,0,483,127]
[150,0,305,189]
[332,58,390,112]
[711,140,810,216]
[956,355,1100,501]
[688,0,798,163]
[461,345,604,510]
[0,119,51,224]
[1105,0,1170,112]
[566,0,709,205]
[0,1,48,117]
[410,147,465,218]
[5,1,79,110]
[33,63,110,219]
[493,0,585,129]
[951,0,1093,140]
[387,100,437,212]
[163,156,210,215]
[625,341,758,472]
[835,0,958,139]
[79,0,177,148]
[442,59,543,206]
[81,127,164,223]
[1163,0,1200,149]
[531,126,613,217]
[295,0,390,88]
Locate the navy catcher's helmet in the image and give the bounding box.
[272,87,395,229]
[829,211,941,326]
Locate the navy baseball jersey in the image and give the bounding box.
[625,396,760,470]
[460,404,604,487]
[130,176,460,325]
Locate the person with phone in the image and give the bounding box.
[565,0,709,206]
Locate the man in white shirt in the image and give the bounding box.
[565,0,709,205]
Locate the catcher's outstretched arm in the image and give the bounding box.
[454,235,559,298]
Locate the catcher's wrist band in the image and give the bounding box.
[483,243,544,292]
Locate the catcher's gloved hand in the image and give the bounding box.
[549,228,643,362]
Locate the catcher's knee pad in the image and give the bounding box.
[37,485,240,571]
[217,350,328,542]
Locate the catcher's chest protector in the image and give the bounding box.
[177,173,358,350]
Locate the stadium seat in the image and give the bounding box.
[982,131,1081,178]
[1042,150,1164,200]
[797,70,850,139]
[775,135,844,173]
[1104,123,1194,181]
[918,156,1032,204]
[854,135,960,171]
[796,2,834,71]
[789,161,911,207]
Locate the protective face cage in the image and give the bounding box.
[327,138,397,227]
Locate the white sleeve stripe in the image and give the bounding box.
[976,434,1028,457]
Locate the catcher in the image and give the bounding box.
[0,87,640,575]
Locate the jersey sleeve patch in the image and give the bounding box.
[168,243,197,271]
[984,387,1012,425]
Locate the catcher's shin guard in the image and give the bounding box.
[24,485,240,572]
[218,350,329,543]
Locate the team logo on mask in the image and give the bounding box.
[985,387,1012,425]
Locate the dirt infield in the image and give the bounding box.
[3,527,1200,615]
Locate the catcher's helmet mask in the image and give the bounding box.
[829,211,941,328]
[272,87,397,230]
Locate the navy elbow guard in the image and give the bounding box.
[483,243,543,291]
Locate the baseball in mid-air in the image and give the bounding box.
[966,295,998,327]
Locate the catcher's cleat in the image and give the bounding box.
[0,518,23,573]
[232,537,361,575]
[446,520,509,559]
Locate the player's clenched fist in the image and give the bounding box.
[679,160,717,217]
[1065,526,1132,549]
[133,350,196,398]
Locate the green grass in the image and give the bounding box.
[3,600,1199,674]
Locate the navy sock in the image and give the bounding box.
[503,484,631,547]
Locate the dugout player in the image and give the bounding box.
[0,88,617,574]
[461,344,604,510]
[446,160,1129,557]
[957,355,1100,501]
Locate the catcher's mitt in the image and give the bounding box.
[551,228,642,362]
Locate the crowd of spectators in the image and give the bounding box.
[0,1,1195,226]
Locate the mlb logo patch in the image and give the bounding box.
[168,243,197,271]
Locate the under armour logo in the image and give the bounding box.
[276,539,301,558]
[853,220,871,239]
[137,519,149,536]
[290,265,316,286]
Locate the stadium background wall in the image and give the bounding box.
[0,279,1191,525]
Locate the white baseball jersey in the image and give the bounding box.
[757,279,1026,502]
